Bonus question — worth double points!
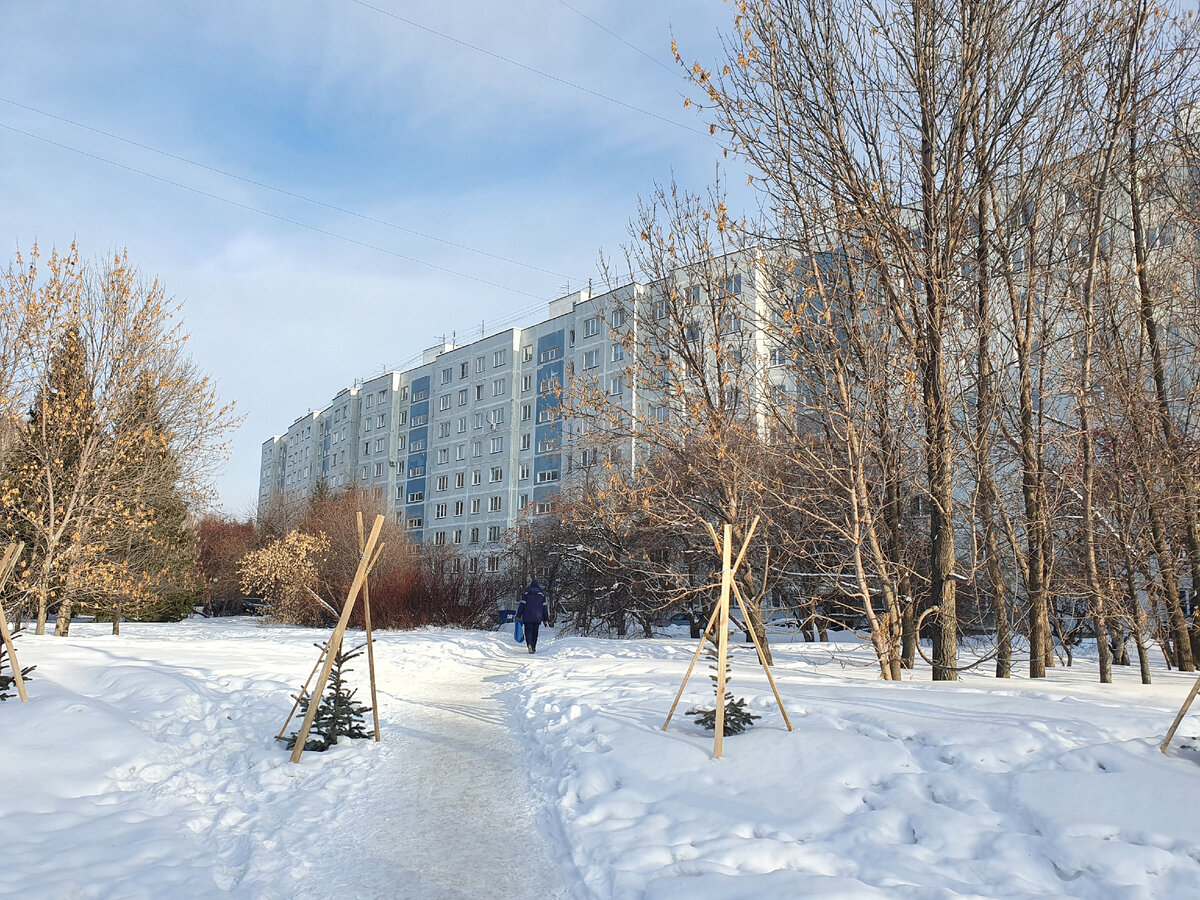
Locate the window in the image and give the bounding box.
[412,390,427,402]
[539,377,559,394]
[440,395,452,411]
[472,469,483,485]
[374,462,385,477]
[537,436,557,452]
[363,441,371,456]
[583,349,599,369]
[365,418,373,433]
[519,463,530,480]
[411,414,427,427]
[397,411,407,426]
[470,498,481,514]
[407,516,423,529]
[396,484,405,499]
[375,438,385,453]
[490,407,505,425]
[366,394,374,408]
[476,356,485,373]
[438,422,451,438]
[455,472,465,489]
[608,376,624,396]
[487,525,501,542]
[471,440,482,457]
[410,439,426,452]
[652,299,667,320]
[457,417,467,434]
[490,436,504,453]
[536,501,556,515]
[489,496,502,512]
[460,361,469,378]
[521,374,532,393]
[454,500,464,516]
[610,308,626,328]
[435,503,447,519]
[409,465,425,477]
[583,316,602,338]
[537,469,560,483]
[469,528,480,544]
[539,347,559,362]
[684,323,701,343]
[519,493,529,509]
[580,448,595,467]
[475,385,484,401]
[468,557,479,573]
[721,312,742,333]
[436,475,449,491]
[492,378,507,396]
[486,556,500,573]
[490,466,503,482]
[474,412,486,429]
[434,531,446,545]
[611,343,625,362]
[453,529,463,544]
[459,388,468,406]
[522,345,533,362]
[522,404,532,422]
[493,349,507,367]
[436,448,448,464]
[441,367,453,384]
[724,273,742,294]
[408,491,424,503]
[653,404,669,424]
[520,433,531,451]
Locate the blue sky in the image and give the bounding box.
[0,0,752,515]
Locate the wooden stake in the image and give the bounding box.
[0,543,28,702]
[276,639,330,741]
[1162,672,1200,753]
[662,600,723,731]
[730,580,793,731]
[714,524,733,759]
[357,512,382,743]
[290,514,384,763]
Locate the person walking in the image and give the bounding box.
[516,578,549,654]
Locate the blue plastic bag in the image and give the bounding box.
[514,620,524,643]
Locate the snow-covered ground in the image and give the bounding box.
[4,620,1200,898]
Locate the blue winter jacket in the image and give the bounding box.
[517,580,549,624]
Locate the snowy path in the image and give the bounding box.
[335,637,573,899]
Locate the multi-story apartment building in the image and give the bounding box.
[259,257,769,568]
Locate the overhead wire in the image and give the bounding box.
[551,0,680,77]
[0,96,584,285]
[0,121,551,300]
[345,0,706,136]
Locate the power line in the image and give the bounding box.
[345,0,706,136]
[551,0,680,77]
[0,96,583,284]
[0,121,551,300]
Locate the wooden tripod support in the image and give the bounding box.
[662,518,791,758]
[289,514,385,763]
[1161,672,1200,754]
[0,542,29,702]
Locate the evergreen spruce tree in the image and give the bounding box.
[0,633,35,701]
[286,642,372,751]
[686,645,760,735]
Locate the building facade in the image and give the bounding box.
[259,257,769,567]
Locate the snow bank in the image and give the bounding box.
[507,635,1200,898]
[4,620,1200,898]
